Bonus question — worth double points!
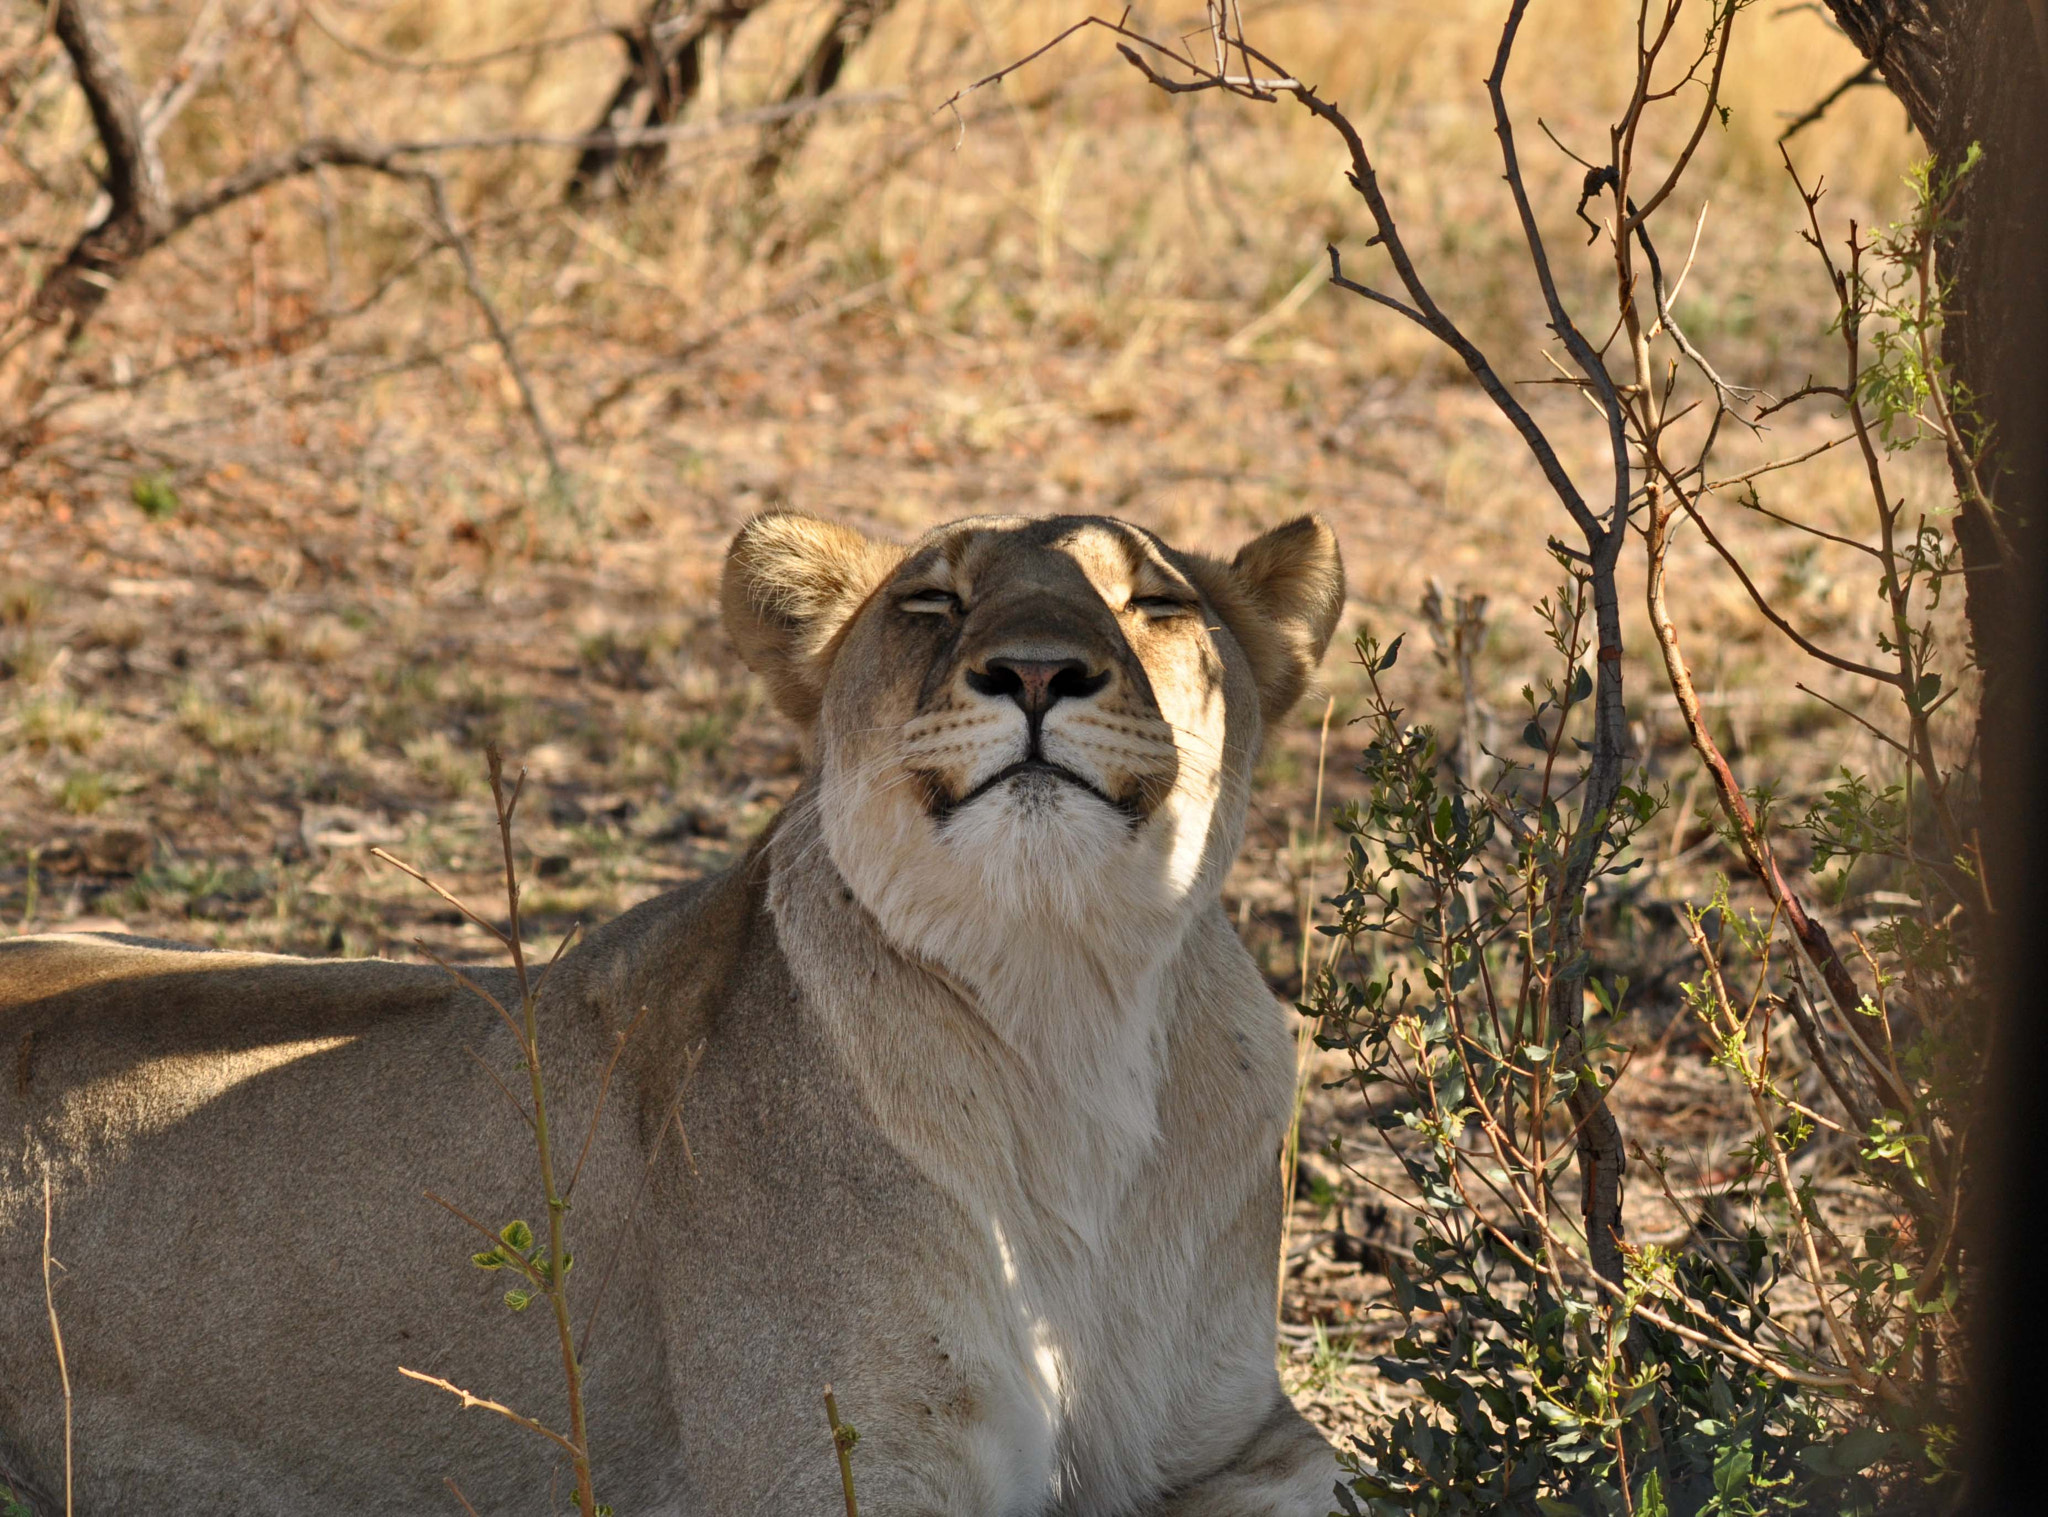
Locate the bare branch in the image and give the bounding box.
[43,1170,73,1517]
[1795,681,1912,759]
[396,1369,584,1461]
[1486,0,1630,535]
[301,4,614,74]
[1675,492,1903,685]
[139,0,254,155]
[369,848,512,949]
[1324,245,1427,330]
[1778,59,1882,143]
[425,176,565,485]
[566,1002,654,1199]
[463,1044,534,1131]
[1705,438,1863,513]
[578,1040,706,1362]
[1622,0,1738,234]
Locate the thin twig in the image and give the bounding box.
[1778,59,1881,143]
[302,4,614,74]
[396,1368,585,1460]
[423,1190,546,1288]
[1794,682,1911,758]
[577,1040,706,1362]
[464,1043,535,1130]
[1674,491,1901,685]
[824,1385,861,1517]
[533,919,584,1002]
[567,1002,654,1199]
[370,848,511,947]
[408,939,527,1050]
[43,1170,73,1517]
[424,175,563,486]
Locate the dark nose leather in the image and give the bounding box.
[966,657,1110,718]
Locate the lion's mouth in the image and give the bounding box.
[933,759,1145,824]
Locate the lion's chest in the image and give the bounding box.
[768,866,1295,1514]
[933,1121,1285,1517]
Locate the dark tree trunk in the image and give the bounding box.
[747,0,895,189]
[1819,0,2048,915]
[1821,8,2048,1511]
[25,0,169,338]
[566,1,738,203]
[566,0,892,203]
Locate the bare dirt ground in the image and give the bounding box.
[1,0,1954,1449]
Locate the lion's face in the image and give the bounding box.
[723,511,1344,986]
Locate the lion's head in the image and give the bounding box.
[723,511,1344,995]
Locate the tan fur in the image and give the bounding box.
[2,511,1344,1516]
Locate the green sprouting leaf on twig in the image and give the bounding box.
[500,1218,534,1251]
[504,1288,533,1311]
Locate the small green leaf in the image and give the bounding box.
[1712,1442,1754,1499]
[131,472,180,521]
[471,1250,504,1271]
[504,1288,533,1311]
[1636,1466,1668,1517]
[500,1219,534,1252]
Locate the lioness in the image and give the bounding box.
[1,510,1345,1515]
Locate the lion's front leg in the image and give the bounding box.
[1146,1398,1343,1517]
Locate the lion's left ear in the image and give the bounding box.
[1186,515,1346,723]
[722,511,904,728]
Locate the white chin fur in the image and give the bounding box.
[818,761,1214,990]
[812,713,1241,1245]
[934,776,1130,917]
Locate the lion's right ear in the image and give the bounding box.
[721,512,903,727]
[1184,514,1346,724]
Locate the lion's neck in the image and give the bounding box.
[767,796,1191,1249]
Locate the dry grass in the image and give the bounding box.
[0,0,1955,1446]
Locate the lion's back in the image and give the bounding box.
[2,932,498,1111]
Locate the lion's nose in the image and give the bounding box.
[966,656,1110,718]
